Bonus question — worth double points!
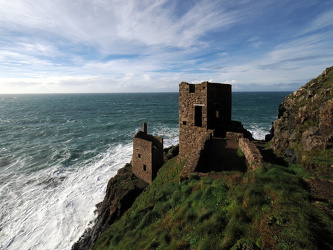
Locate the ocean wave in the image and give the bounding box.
[0,142,133,250]
[150,125,179,147]
[248,126,270,140]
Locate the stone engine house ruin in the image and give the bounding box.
[131,81,262,184]
[178,81,232,161]
[132,123,164,184]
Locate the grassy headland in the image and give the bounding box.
[93,156,333,249]
[90,66,333,249]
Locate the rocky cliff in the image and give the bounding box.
[72,145,179,250]
[267,66,333,174]
[72,164,148,250]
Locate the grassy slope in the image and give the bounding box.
[93,157,333,249]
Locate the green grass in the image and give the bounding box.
[299,149,333,179]
[93,158,333,250]
[237,147,245,157]
[310,149,333,166]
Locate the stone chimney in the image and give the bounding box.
[142,123,147,135]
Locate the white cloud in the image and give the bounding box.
[218,52,229,57]
[225,80,238,85]
[0,50,53,69]
[0,0,240,52]
[17,42,60,57]
[0,0,333,93]
[248,36,263,48]
[143,74,151,81]
[302,8,333,34]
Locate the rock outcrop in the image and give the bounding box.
[163,144,179,162]
[267,66,333,172]
[72,164,148,250]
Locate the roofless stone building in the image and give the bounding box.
[131,81,260,184]
[178,81,232,161]
[132,123,163,184]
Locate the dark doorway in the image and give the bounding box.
[194,106,202,127]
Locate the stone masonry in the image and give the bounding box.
[179,130,213,181]
[238,138,262,170]
[227,132,263,171]
[179,81,231,162]
[132,123,163,184]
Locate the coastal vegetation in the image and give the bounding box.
[93,157,333,249]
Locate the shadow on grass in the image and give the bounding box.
[256,145,288,167]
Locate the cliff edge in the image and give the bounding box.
[267,66,333,175]
[72,164,148,250]
[72,146,179,250]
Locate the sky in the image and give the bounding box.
[0,0,333,93]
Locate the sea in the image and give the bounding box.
[0,92,290,250]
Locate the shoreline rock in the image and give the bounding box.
[72,145,179,250]
[72,163,148,250]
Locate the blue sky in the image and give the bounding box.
[0,0,333,93]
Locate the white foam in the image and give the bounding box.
[248,125,270,140]
[0,143,133,250]
[151,126,179,147]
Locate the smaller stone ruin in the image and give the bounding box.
[132,123,163,184]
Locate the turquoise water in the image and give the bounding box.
[0,92,289,249]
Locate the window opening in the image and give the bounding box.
[138,154,141,158]
[189,84,195,93]
[194,106,203,127]
[143,165,147,171]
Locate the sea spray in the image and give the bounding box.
[1,142,132,249]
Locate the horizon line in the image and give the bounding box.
[0,90,293,95]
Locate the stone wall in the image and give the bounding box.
[226,132,243,140]
[238,138,262,171]
[179,131,213,181]
[179,131,262,180]
[227,132,262,171]
[132,137,154,184]
[206,83,232,128]
[179,82,209,161]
